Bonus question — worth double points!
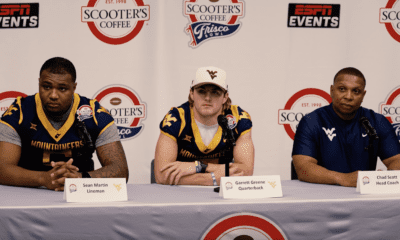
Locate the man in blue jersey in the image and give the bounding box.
[0,57,129,191]
[292,67,400,187]
[154,66,254,185]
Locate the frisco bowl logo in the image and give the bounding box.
[379,86,400,140]
[183,0,245,48]
[0,91,27,116]
[278,88,331,140]
[93,85,146,140]
[380,0,400,43]
[200,212,288,240]
[81,0,150,45]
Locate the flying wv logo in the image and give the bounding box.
[322,127,336,141]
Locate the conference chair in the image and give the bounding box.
[151,159,156,184]
[291,160,298,180]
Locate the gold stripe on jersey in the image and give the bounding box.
[177,107,186,138]
[160,130,177,142]
[36,93,80,143]
[231,105,240,124]
[99,121,114,136]
[0,120,16,132]
[90,99,97,126]
[240,128,251,137]
[16,96,23,125]
[190,107,223,154]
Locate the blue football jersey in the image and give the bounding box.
[292,103,400,173]
[0,93,115,172]
[160,102,252,163]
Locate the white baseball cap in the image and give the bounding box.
[190,66,228,91]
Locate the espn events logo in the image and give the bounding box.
[93,85,146,140]
[279,88,331,140]
[287,3,340,28]
[0,3,39,28]
[81,0,150,45]
[380,0,400,43]
[0,91,27,116]
[184,0,245,48]
[379,86,400,141]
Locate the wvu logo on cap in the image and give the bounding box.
[207,70,217,79]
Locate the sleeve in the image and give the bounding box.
[236,106,252,137]
[90,100,115,132]
[291,113,320,160]
[95,122,120,148]
[0,97,23,132]
[159,107,183,141]
[0,121,21,146]
[376,114,400,160]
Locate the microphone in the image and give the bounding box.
[218,115,236,146]
[360,116,378,140]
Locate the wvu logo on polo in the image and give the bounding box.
[183,0,245,48]
[93,85,147,140]
[322,127,336,141]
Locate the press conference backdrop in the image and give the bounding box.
[1,0,400,184]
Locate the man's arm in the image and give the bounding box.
[87,141,129,181]
[382,154,400,170]
[293,154,358,187]
[0,141,71,190]
[154,131,254,186]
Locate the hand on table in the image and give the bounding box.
[43,159,81,191]
[160,162,196,185]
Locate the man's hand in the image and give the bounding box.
[41,159,81,191]
[336,171,359,187]
[160,162,196,185]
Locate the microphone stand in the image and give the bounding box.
[360,117,379,170]
[214,120,236,193]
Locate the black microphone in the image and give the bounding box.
[217,115,236,146]
[360,116,379,140]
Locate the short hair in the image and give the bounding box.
[333,67,366,87]
[40,57,76,82]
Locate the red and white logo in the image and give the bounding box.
[0,91,27,116]
[278,88,331,140]
[226,114,237,129]
[93,85,146,140]
[183,0,245,47]
[81,0,150,45]
[380,0,400,43]
[200,212,288,240]
[379,86,400,140]
[77,105,93,121]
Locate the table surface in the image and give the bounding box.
[2,180,400,240]
[2,180,400,208]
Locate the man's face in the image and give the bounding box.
[190,84,228,119]
[330,74,366,120]
[39,69,76,116]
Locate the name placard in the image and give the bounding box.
[64,178,128,202]
[219,175,283,199]
[356,171,400,194]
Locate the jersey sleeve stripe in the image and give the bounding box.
[16,96,23,125]
[90,99,98,126]
[161,130,177,142]
[99,121,115,137]
[177,107,186,138]
[239,128,251,137]
[0,120,17,132]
